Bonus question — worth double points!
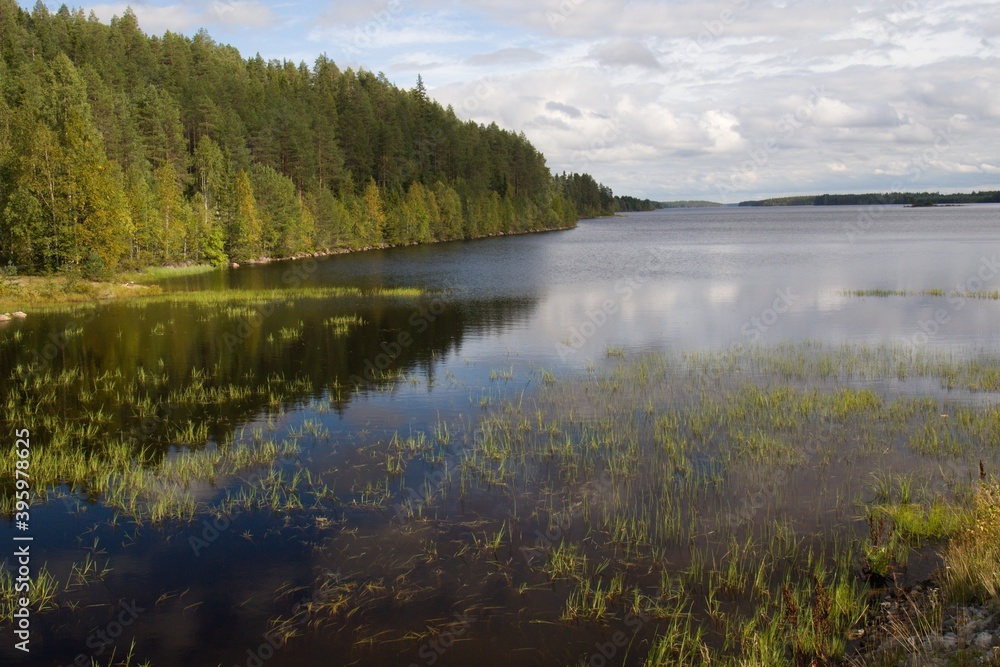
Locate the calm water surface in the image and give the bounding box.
[2,205,999,666]
[167,204,1000,358]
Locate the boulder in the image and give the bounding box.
[11,311,27,319]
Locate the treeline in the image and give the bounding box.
[0,2,611,276]
[739,191,1000,207]
[614,197,725,212]
[661,200,723,209]
[614,196,663,212]
[554,172,614,218]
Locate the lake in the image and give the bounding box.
[2,204,999,666]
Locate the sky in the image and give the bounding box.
[23,0,1000,202]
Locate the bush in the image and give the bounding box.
[0,264,21,298]
[81,252,112,281]
[942,481,1000,603]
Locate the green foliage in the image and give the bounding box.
[554,172,615,218]
[942,481,1000,603]
[0,262,20,298]
[741,191,1000,207]
[0,2,614,274]
[862,512,906,581]
[230,170,262,263]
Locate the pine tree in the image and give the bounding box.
[358,179,385,247]
[433,181,463,241]
[152,161,187,262]
[404,182,431,244]
[0,8,599,274]
[250,163,311,256]
[125,164,156,264]
[229,169,262,262]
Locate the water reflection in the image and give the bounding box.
[2,204,999,666]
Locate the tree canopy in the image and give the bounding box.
[0,1,615,275]
[739,192,1000,207]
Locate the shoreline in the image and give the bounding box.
[234,221,578,266]
[0,222,579,310]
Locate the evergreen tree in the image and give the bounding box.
[358,180,385,247]
[229,169,262,262]
[125,164,156,264]
[404,182,431,243]
[0,5,613,275]
[152,161,187,261]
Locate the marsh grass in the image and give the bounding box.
[89,639,151,667]
[940,480,1000,602]
[123,264,222,284]
[12,283,423,312]
[4,339,1000,664]
[843,288,1000,300]
[324,315,365,336]
[390,342,1000,664]
[0,553,119,628]
[0,563,59,623]
[542,541,588,580]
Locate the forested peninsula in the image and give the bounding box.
[739,191,1000,207]
[0,2,616,278]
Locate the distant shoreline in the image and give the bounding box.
[737,190,1000,207]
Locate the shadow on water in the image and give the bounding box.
[2,209,1000,666]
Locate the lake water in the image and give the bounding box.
[167,203,1000,359]
[2,204,999,666]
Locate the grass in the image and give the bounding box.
[0,563,60,623]
[542,541,588,580]
[0,358,311,520]
[433,343,1000,664]
[1,277,424,312]
[121,264,222,284]
[0,554,120,629]
[0,274,162,310]
[844,288,910,297]
[3,338,1000,664]
[940,480,1000,603]
[91,639,151,667]
[324,315,365,336]
[843,288,1000,300]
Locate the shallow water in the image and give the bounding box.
[1,205,999,666]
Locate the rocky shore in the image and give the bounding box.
[853,580,1000,666]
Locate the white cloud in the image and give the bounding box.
[81,1,280,32]
[699,110,745,153]
[811,98,901,129]
[466,48,545,67]
[589,39,663,70]
[40,0,1000,199]
[205,1,278,28]
[86,3,201,32]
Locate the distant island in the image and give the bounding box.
[738,191,1000,207]
[614,197,723,211]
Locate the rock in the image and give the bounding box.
[0,314,10,323]
[230,262,240,269]
[11,311,27,319]
[973,632,993,649]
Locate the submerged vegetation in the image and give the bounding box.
[844,288,1000,300]
[3,340,999,664]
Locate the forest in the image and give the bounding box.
[0,1,616,277]
[739,191,1000,207]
